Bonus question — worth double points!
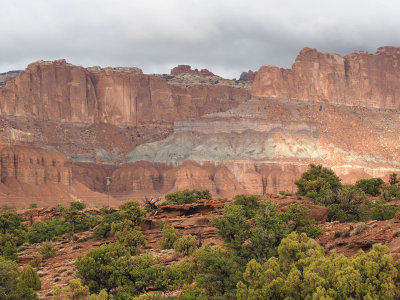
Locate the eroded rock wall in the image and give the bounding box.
[252,47,400,109]
[0,60,250,126]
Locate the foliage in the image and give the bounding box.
[108,201,146,255]
[39,241,57,258]
[189,246,242,299]
[356,177,385,196]
[237,232,398,300]
[165,189,212,205]
[211,198,322,264]
[179,286,208,300]
[0,256,38,299]
[29,255,41,268]
[69,201,87,211]
[295,164,342,199]
[29,203,38,209]
[370,200,398,221]
[0,212,27,260]
[20,265,41,290]
[173,235,197,256]
[27,217,69,243]
[295,166,398,222]
[93,209,123,239]
[111,222,145,255]
[160,223,180,249]
[76,242,130,293]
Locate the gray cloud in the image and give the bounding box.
[1,0,400,78]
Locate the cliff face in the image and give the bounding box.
[0,60,250,126]
[0,146,71,185]
[252,47,400,109]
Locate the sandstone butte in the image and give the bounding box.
[0,47,400,206]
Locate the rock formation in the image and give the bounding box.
[170,65,214,76]
[0,60,249,126]
[239,70,257,81]
[252,47,400,109]
[3,47,400,204]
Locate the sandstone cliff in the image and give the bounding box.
[0,60,250,126]
[252,47,400,109]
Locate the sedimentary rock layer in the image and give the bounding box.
[0,60,250,126]
[252,47,400,109]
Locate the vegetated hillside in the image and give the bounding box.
[2,165,400,299]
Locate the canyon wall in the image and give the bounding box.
[0,60,250,126]
[252,47,400,109]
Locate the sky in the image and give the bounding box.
[1,0,400,79]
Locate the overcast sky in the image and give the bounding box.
[1,0,399,78]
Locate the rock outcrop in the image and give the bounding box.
[240,70,257,81]
[252,47,400,109]
[170,65,214,76]
[1,146,71,185]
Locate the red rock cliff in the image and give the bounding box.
[0,60,248,125]
[252,47,400,109]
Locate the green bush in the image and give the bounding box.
[20,265,41,290]
[27,217,69,244]
[165,190,212,205]
[28,203,38,209]
[69,201,86,211]
[29,255,41,268]
[180,286,208,300]
[237,232,398,300]
[189,246,241,299]
[160,223,180,249]
[173,235,197,256]
[356,178,384,196]
[295,164,342,199]
[0,256,38,299]
[370,200,398,221]
[39,241,56,258]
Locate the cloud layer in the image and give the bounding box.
[1,0,399,78]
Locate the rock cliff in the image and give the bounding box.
[252,47,400,109]
[0,60,250,126]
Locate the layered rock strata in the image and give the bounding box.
[252,47,400,109]
[0,60,250,126]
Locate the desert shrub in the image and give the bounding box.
[69,201,86,211]
[356,178,385,196]
[93,209,123,239]
[173,235,197,256]
[352,224,369,236]
[0,256,38,299]
[27,217,69,243]
[39,241,56,258]
[0,212,28,260]
[159,260,191,289]
[109,201,146,255]
[189,246,242,299]
[77,244,164,296]
[133,292,162,300]
[111,221,145,255]
[211,198,322,264]
[237,232,397,300]
[179,286,208,300]
[29,255,41,268]
[370,200,398,221]
[165,189,212,205]
[28,203,37,209]
[20,265,41,290]
[160,223,180,249]
[295,164,342,199]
